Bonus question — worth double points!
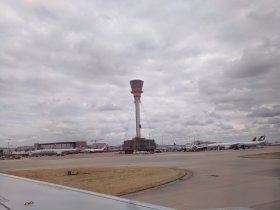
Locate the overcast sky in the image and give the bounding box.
[1,0,280,147]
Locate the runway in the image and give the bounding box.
[1,146,279,210]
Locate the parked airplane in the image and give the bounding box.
[184,143,208,152]
[207,142,240,150]
[11,151,30,157]
[157,142,185,152]
[207,136,266,150]
[81,147,107,153]
[238,136,266,149]
[29,148,80,156]
[0,173,173,210]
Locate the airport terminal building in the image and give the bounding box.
[34,141,87,150]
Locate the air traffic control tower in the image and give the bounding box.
[123,80,156,154]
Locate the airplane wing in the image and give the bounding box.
[0,173,174,210]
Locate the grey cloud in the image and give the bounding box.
[267,118,280,125]
[226,48,280,78]
[33,5,57,20]
[1,0,280,146]
[247,9,280,32]
[97,104,122,111]
[248,107,280,118]
[208,112,221,119]
[186,119,214,127]
[217,123,233,130]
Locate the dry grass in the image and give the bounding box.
[241,152,280,159]
[8,167,185,196]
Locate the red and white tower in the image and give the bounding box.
[123,79,155,154]
[130,80,144,138]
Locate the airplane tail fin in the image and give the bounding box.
[258,136,266,141]
[252,137,257,141]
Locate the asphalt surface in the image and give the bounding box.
[0,146,279,210]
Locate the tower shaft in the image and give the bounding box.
[134,97,141,138]
[130,80,144,139]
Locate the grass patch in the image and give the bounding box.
[241,152,280,159]
[7,166,185,196]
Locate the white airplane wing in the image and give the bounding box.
[0,173,174,210]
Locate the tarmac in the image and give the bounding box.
[0,146,279,210]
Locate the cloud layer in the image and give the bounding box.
[1,0,279,146]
